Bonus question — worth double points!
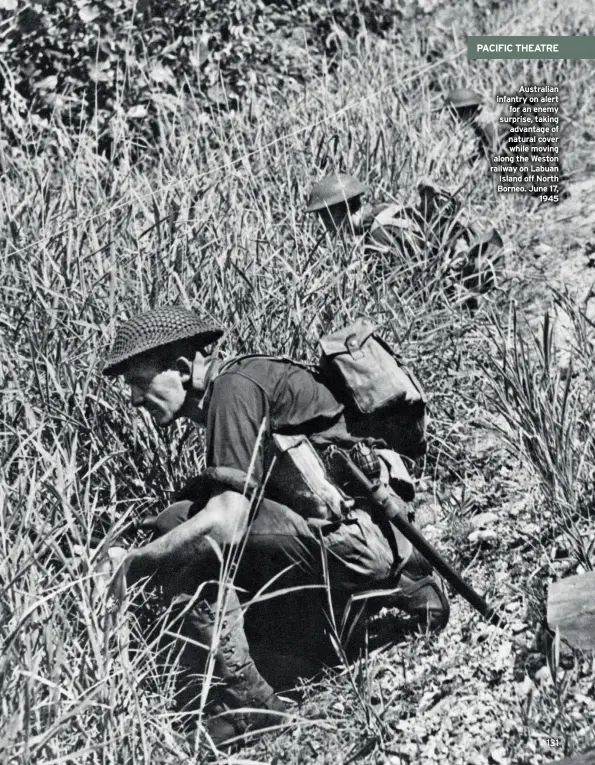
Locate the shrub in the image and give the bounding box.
[0,0,443,155]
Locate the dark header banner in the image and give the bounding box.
[468,36,595,59]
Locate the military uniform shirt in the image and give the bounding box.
[198,356,351,504]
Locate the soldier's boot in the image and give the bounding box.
[384,529,450,632]
[177,587,291,749]
[341,533,450,657]
[391,546,450,631]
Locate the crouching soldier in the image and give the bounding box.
[444,88,511,161]
[305,173,503,302]
[100,305,449,749]
[304,172,421,255]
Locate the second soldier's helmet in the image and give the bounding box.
[305,173,367,213]
[445,88,483,109]
[445,88,483,121]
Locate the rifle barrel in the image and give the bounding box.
[339,453,504,627]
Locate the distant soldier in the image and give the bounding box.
[446,87,562,199]
[100,306,449,749]
[445,88,510,160]
[305,172,428,256]
[303,172,406,241]
[306,172,504,300]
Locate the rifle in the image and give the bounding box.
[330,448,505,627]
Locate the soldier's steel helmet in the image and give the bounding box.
[305,174,367,213]
[445,88,483,110]
[102,305,224,376]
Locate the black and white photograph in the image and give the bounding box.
[1,0,594,762]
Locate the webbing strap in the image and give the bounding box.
[216,353,320,379]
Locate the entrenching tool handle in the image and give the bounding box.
[337,452,504,627]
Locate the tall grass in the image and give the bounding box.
[482,302,595,569]
[1,0,595,761]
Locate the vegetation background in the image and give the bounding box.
[1,0,595,762]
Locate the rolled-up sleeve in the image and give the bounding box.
[204,372,270,494]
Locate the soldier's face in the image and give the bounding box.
[123,357,189,427]
[452,104,480,123]
[318,202,351,234]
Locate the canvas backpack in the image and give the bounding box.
[317,317,428,459]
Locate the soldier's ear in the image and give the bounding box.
[175,356,193,384]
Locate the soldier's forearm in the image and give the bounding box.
[126,491,251,584]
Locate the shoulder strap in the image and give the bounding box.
[215,353,320,380]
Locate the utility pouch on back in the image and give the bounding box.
[318,317,428,458]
